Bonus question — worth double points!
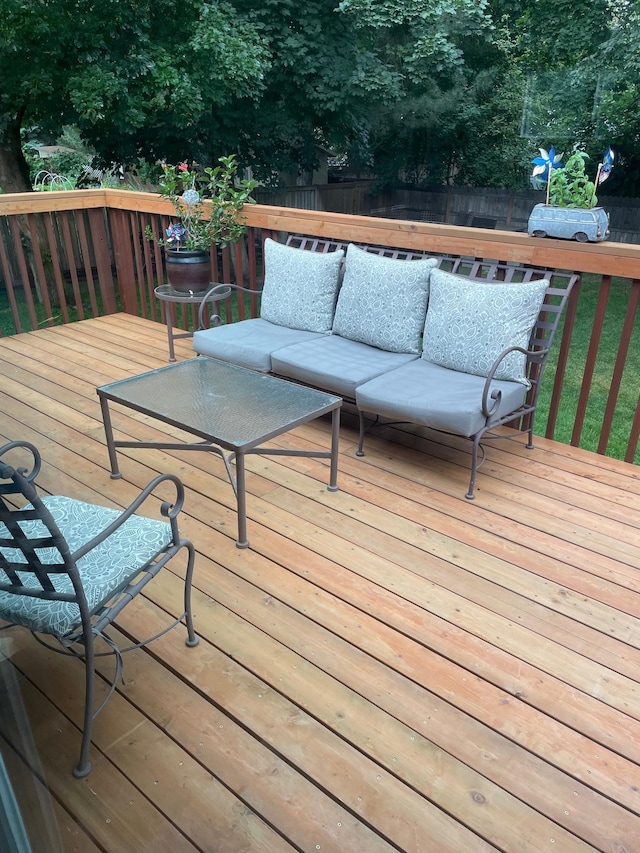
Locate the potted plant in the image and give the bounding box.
[146,155,256,292]
[527,146,614,242]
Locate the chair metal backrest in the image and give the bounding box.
[285,233,433,262]
[0,442,91,619]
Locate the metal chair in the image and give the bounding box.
[0,440,199,778]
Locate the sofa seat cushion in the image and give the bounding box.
[259,238,344,333]
[422,269,549,383]
[271,335,418,398]
[192,318,323,372]
[356,359,527,437]
[332,244,437,353]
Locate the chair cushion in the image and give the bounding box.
[0,496,172,639]
[271,335,418,398]
[422,269,549,383]
[356,359,528,437]
[193,318,323,372]
[332,244,437,353]
[259,238,344,333]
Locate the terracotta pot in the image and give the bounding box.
[165,249,211,293]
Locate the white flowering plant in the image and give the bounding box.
[146,155,256,251]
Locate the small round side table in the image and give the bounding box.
[154,283,229,362]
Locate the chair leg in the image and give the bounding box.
[72,540,198,778]
[356,410,366,457]
[466,435,482,500]
[73,632,95,778]
[526,424,535,449]
[183,541,199,648]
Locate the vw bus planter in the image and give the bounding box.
[527,203,610,242]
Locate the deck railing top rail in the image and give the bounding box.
[1,188,639,278]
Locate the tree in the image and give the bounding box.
[192,0,405,180]
[589,0,640,194]
[1,0,500,190]
[3,0,637,197]
[488,0,640,195]
[335,0,514,188]
[0,0,269,192]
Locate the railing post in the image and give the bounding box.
[26,214,55,327]
[571,275,612,447]
[108,208,137,315]
[545,276,581,439]
[598,279,640,454]
[87,208,117,315]
[626,397,640,464]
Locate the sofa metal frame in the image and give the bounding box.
[196,236,579,499]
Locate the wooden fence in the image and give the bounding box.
[0,189,639,464]
[255,182,640,244]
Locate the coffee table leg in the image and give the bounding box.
[99,396,122,479]
[328,406,340,492]
[235,452,249,549]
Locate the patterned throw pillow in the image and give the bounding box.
[422,269,549,383]
[259,238,344,333]
[332,244,438,353]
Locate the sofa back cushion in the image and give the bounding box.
[259,238,344,333]
[422,269,549,383]
[332,244,438,354]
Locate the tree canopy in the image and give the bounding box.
[0,0,269,190]
[1,0,639,194]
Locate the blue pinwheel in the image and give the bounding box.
[531,145,564,180]
[598,147,615,184]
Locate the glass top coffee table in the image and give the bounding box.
[97,358,342,548]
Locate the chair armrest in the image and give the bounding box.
[197,283,262,330]
[0,440,41,485]
[481,345,550,418]
[71,473,187,560]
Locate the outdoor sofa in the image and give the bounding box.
[192,236,578,498]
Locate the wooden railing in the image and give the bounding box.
[1,189,639,464]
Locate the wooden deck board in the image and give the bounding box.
[1,314,639,852]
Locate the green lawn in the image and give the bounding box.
[0,275,122,335]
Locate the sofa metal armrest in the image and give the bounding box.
[197,283,260,330]
[481,345,550,418]
[71,473,187,560]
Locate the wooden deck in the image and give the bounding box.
[1,314,639,853]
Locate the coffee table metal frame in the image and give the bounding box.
[154,283,231,362]
[97,358,341,548]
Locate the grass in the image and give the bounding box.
[0,279,120,336]
[2,275,639,465]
